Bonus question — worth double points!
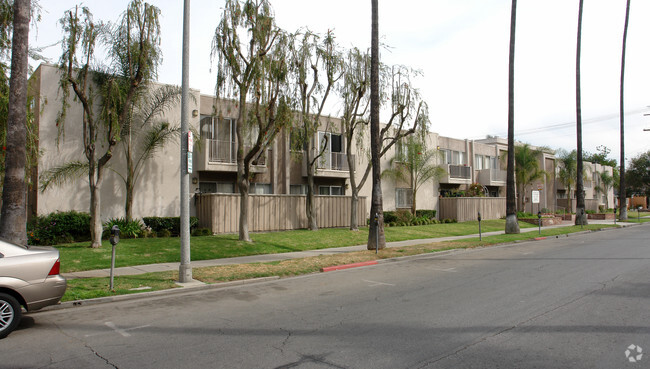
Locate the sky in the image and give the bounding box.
[28,0,650,164]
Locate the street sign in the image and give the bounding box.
[187,152,193,174]
[187,131,193,153]
[532,190,540,204]
[537,184,543,190]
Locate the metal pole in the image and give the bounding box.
[478,212,482,241]
[179,0,192,283]
[110,244,116,290]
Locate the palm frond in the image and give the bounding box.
[39,161,89,192]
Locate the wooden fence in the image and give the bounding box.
[439,197,506,222]
[196,194,367,234]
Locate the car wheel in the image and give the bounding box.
[0,293,22,339]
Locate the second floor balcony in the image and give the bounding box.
[440,164,472,185]
[302,150,354,178]
[195,138,268,173]
[477,168,507,187]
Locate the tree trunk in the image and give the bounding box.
[619,0,631,221]
[305,139,318,231]
[350,189,359,231]
[237,166,251,242]
[368,0,386,250]
[0,0,30,245]
[505,0,520,234]
[575,0,588,226]
[125,151,134,222]
[89,182,103,248]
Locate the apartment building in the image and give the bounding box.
[27,64,615,228]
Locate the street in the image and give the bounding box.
[1,225,649,368]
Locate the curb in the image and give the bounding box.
[35,276,280,313]
[321,260,378,272]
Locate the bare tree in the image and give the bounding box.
[289,29,343,231]
[0,0,30,245]
[505,0,520,234]
[212,0,291,241]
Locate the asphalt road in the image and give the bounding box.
[2,225,649,369]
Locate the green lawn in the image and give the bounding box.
[56,219,534,272]
[61,223,616,302]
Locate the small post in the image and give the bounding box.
[109,225,120,290]
[638,206,642,223]
[478,212,482,241]
[374,213,379,254]
[614,206,617,225]
[537,211,542,235]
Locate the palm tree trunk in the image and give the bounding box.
[505,0,520,234]
[0,0,30,245]
[368,0,386,249]
[619,0,631,220]
[575,0,588,225]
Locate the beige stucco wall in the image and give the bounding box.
[34,64,200,221]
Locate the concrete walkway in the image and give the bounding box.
[61,219,638,279]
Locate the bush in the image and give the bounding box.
[384,211,398,224]
[102,218,145,239]
[157,229,172,238]
[191,228,212,236]
[415,210,437,220]
[28,211,91,245]
[143,216,199,236]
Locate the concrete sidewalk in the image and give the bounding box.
[61,219,634,279]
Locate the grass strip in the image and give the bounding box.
[56,220,533,273]
[61,224,615,302]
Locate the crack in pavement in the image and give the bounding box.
[50,321,119,369]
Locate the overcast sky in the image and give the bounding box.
[29,0,650,163]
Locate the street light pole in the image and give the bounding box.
[179,0,192,283]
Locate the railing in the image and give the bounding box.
[208,139,267,166]
[449,165,471,179]
[491,169,507,182]
[316,151,353,172]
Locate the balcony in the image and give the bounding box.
[477,168,506,187]
[302,150,353,178]
[439,164,472,185]
[194,138,268,173]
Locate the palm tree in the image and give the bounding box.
[0,0,30,245]
[619,0,631,220]
[575,0,587,225]
[514,144,546,212]
[505,0,519,234]
[556,149,577,213]
[382,136,446,216]
[368,0,386,249]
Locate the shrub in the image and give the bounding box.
[415,210,437,220]
[384,211,398,224]
[598,205,606,213]
[394,210,414,224]
[191,228,212,236]
[157,229,172,238]
[143,216,199,236]
[27,211,91,245]
[103,218,145,239]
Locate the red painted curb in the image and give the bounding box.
[534,237,547,241]
[321,260,378,272]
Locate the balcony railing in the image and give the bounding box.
[449,165,471,179]
[207,139,266,166]
[490,169,507,182]
[316,151,353,172]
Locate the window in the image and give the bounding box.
[290,184,308,195]
[319,186,344,196]
[396,188,413,208]
[199,182,235,194]
[444,149,466,165]
[250,183,272,194]
[475,155,484,170]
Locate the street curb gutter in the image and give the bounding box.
[321,260,378,272]
[36,276,280,313]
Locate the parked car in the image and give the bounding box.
[0,238,66,339]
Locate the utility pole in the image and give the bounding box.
[179,0,192,283]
